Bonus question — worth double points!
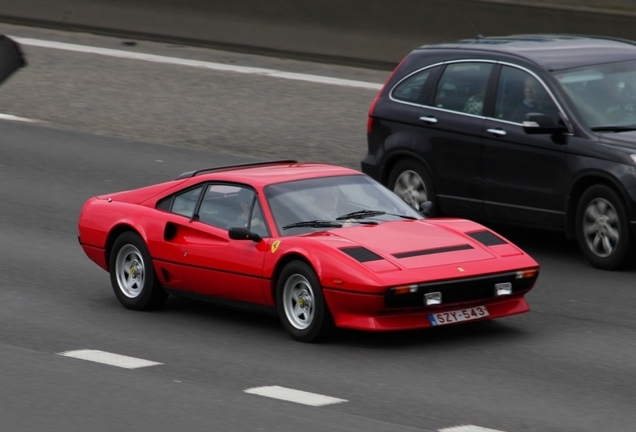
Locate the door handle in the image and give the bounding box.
[419,115,438,124]
[487,128,507,136]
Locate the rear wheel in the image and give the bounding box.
[109,232,168,310]
[388,159,437,215]
[575,185,633,270]
[276,261,334,342]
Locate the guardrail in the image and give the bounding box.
[1,0,635,68]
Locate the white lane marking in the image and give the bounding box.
[440,426,506,432]
[57,349,162,369]
[12,37,383,91]
[244,385,347,407]
[0,113,38,122]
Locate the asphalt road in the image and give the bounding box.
[1,23,635,432]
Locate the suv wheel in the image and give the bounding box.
[388,159,436,215]
[575,185,632,270]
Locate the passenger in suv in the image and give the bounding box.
[362,35,636,270]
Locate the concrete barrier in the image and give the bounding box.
[1,0,636,68]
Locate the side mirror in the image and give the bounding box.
[522,113,568,135]
[419,201,433,216]
[228,226,262,243]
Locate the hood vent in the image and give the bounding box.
[467,230,506,246]
[340,247,383,262]
[393,244,473,259]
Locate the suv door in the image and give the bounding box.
[481,65,569,228]
[417,61,494,218]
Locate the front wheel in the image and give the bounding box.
[387,159,437,215]
[109,232,168,310]
[575,185,633,270]
[276,261,334,342]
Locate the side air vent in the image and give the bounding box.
[467,230,507,246]
[164,222,177,241]
[393,244,473,259]
[340,247,383,262]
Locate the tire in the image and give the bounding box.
[276,261,334,343]
[575,185,633,270]
[109,232,168,310]
[387,159,437,216]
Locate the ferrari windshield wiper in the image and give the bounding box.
[591,126,636,132]
[282,219,379,230]
[336,210,417,220]
[283,220,343,230]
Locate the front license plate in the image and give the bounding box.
[428,306,489,326]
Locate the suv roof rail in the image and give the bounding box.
[175,159,298,179]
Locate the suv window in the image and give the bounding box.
[555,59,636,128]
[392,68,433,103]
[495,66,559,123]
[434,62,493,115]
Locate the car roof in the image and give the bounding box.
[417,34,636,71]
[181,161,361,188]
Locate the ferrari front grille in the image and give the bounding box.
[385,272,536,308]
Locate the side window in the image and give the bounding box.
[496,66,559,123]
[434,62,493,115]
[198,185,268,235]
[392,69,432,103]
[161,186,203,218]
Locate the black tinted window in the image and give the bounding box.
[434,62,493,115]
[392,69,432,103]
[496,66,559,123]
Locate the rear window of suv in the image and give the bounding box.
[391,66,440,103]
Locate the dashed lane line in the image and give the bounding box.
[57,349,162,369]
[244,385,347,407]
[440,426,506,432]
[11,37,384,91]
[0,113,38,122]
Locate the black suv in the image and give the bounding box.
[362,35,636,270]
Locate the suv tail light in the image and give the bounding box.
[367,56,408,134]
[367,92,381,133]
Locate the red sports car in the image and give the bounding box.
[78,161,539,342]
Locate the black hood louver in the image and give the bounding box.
[340,247,383,262]
[393,244,473,259]
[467,230,507,246]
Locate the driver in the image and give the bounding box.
[311,186,340,220]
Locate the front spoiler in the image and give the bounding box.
[324,289,529,331]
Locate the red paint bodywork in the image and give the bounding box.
[78,162,539,331]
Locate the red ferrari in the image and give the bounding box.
[78,160,539,342]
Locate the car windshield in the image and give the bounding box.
[555,59,636,129]
[264,174,423,236]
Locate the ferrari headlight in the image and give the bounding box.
[424,291,442,306]
[495,282,512,296]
